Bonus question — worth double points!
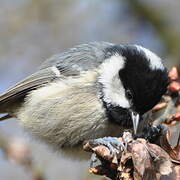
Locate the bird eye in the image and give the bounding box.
[126,89,133,100]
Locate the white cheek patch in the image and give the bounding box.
[135,45,164,70]
[99,54,130,108]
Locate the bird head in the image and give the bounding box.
[99,44,169,133]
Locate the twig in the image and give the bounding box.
[0,129,45,180]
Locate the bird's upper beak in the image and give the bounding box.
[130,110,140,134]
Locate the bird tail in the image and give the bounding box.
[0,114,12,121]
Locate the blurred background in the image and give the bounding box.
[0,0,179,179]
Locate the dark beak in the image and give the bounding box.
[130,110,140,134]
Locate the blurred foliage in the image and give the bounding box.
[126,0,180,65]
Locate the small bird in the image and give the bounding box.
[0,42,168,153]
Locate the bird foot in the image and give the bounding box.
[135,124,167,144]
[87,137,125,156]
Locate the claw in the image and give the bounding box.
[90,137,125,155]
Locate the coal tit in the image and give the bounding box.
[0,42,168,152]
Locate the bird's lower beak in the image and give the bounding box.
[130,110,140,134]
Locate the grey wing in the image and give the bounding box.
[0,41,113,113]
[39,41,114,76]
[0,67,60,112]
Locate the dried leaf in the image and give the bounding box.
[159,130,180,163]
[130,139,152,177]
[172,112,180,121]
[168,81,180,92]
[152,102,167,112]
[89,168,100,174]
[92,145,113,161]
[165,112,180,126]
[168,67,179,80]
[147,143,172,175]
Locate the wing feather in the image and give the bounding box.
[0,42,113,112]
[39,42,113,75]
[0,67,59,106]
